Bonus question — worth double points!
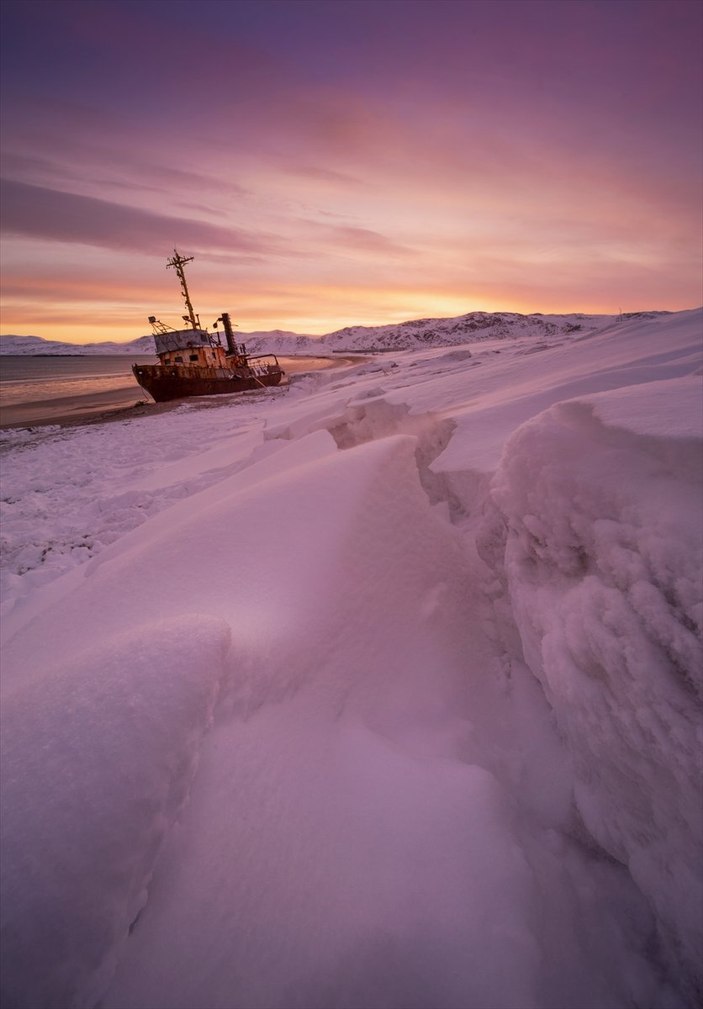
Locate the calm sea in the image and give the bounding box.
[0,355,158,408]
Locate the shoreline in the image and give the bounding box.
[0,355,368,431]
[0,386,153,430]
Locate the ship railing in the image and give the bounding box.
[247,354,280,371]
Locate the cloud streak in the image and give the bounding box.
[0,179,283,259]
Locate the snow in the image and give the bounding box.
[1,308,701,1009]
[1,616,230,1009]
[489,375,703,980]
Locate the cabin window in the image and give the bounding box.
[174,355,183,363]
[189,353,199,362]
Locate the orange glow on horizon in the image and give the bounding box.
[2,279,699,346]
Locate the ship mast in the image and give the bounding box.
[166,249,199,329]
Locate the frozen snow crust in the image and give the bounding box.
[490,379,703,982]
[1,308,701,1008]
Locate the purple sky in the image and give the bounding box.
[1,0,701,342]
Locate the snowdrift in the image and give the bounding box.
[1,617,230,1009]
[1,308,701,1009]
[488,376,703,985]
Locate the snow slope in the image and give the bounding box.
[1,308,701,1009]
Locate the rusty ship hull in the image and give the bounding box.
[132,361,283,403]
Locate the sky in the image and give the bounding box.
[1,0,701,344]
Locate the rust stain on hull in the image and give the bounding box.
[132,363,283,403]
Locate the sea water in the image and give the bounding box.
[0,356,158,409]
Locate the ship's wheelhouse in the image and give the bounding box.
[154,328,228,368]
[154,328,211,354]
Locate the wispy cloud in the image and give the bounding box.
[0,179,283,259]
[279,164,368,189]
[327,225,415,258]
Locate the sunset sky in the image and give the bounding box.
[1,0,701,344]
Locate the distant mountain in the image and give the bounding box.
[237,330,319,356]
[0,334,157,356]
[0,311,670,357]
[319,311,599,352]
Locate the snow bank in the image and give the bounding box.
[1,616,230,1009]
[488,375,703,994]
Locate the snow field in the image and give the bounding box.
[1,309,701,1008]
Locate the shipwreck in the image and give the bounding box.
[132,250,284,403]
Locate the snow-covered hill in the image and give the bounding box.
[0,334,157,356]
[240,329,319,356]
[1,310,673,357]
[319,310,601,351]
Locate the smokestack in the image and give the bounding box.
[220,312,237,355]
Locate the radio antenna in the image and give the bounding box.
[166,249,199,329]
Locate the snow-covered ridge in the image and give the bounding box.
[0,333,157,356]
[0,309,671,356]
[317,309,610,352]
